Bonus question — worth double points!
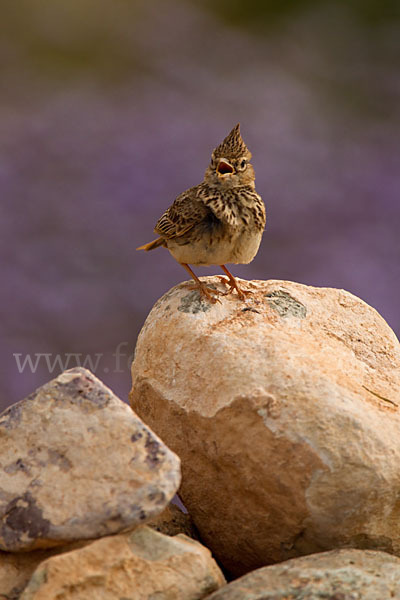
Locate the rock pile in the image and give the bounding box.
[0,368,225,598]
[4,278,400,598]
[130,277,400,577]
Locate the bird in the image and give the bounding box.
[137,124,266,302]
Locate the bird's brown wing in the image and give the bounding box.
[154,187,209,240]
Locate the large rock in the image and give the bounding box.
[206,549,400,599]
[20,526,225,600]
[130,277,400,576]
[0,367,180,551]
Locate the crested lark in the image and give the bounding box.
[137,124,266,302]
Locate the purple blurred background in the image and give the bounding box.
[1,0,399,409]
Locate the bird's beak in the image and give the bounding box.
[216,159,234,177]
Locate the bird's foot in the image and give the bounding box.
[217,276,250,301]
[186,282,222,304]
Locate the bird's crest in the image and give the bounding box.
[212,124,251,160]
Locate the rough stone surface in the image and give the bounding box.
[206,549,400,599]
[19,526,226,600]
[130,277,400,576]
[147,502,199,540]
[0,367,180,551]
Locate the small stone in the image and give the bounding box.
[0,548,58,600]
[0,367,180,551]
[147,502,199,539]
[19,526,226,600]
[0,542,85,600]
[130,278,400,576]
[206,549,400,599]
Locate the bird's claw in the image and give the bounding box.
[186,283,222,304]
[217,276,250,301]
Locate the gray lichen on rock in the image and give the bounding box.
[178,290,213,314]
[265,289,307,318]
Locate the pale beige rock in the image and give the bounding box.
[147,502,199,539]
[130,277,400,576]
[20,526,225,600]
[0,367,180,551]
[206,549,400,600]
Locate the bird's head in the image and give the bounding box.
[204,124,255,188]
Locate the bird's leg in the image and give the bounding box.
[180,263,221,304]
[218,265,248,300]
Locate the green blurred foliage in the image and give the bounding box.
[0,0,144,84]
[199,0,399,121]
[1,0,398,89]
[203,0,400,27]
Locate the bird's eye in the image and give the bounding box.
[239,159,247,170]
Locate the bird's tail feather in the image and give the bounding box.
[136,237,164,251]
